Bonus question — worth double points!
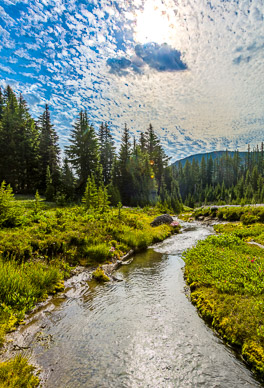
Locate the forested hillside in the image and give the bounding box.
[171,146,264,207]
[172,150,248,168]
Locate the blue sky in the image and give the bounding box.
[0,0,263,162]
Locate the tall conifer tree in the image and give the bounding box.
[98,122,115,185]
[66,110,101,194]
[38,104,60,192]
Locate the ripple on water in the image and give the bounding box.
[30,222,262,388]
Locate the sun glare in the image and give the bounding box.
[134,1,173,45]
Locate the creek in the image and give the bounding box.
[19,221,263,387]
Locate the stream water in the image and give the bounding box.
[26,221,262,387]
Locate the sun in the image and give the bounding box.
[134,1,173,45]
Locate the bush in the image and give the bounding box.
[241,213,260,225]
[0,182,21,228]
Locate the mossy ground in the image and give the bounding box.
[0,201,179,387]
[184,221,264,380]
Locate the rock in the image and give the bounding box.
[197,216,204,221]
[150,214,173,227]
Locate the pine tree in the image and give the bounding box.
[45,166,55,201]
[98,122,115,185]
[128,145,156,206]
[38,104,60,192]
[0,87,4,121]
[139,132,147,152]
[200,156,206,189]
[61,158,75,200]
[145,124,169,194]
[82,175,99,210]
[118,123,132,204]
[0,86,19,188]
[108,157,121,206]
[170,179,182,213]
[0,86,41,193]
[66,110,101,194]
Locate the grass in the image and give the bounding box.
[0,201,179,386]
[192,205,264,224]
[184,222,264,380]
[92,266,110,282]
[0,354,39,387]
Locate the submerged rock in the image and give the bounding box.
[150,214,173,227]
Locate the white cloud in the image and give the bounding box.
[0,0,263,159]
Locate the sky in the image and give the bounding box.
[0,0,263,162]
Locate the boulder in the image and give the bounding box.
[150,214,173,227]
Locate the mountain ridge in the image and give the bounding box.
[171,150,248,167]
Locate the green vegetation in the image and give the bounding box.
[0,190,179,386]
[0,182,22,228]
[172,146,264,207]
[0,202,177,342]
[92,266,110,283]
[0,354,39,387]
[193,205,264,224]
[0,84,182,212]
[184,221,264,379]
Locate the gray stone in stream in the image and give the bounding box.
[150,214,173,227]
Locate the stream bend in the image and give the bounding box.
[27,221,262,387]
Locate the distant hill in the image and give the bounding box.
[172,150,248,168]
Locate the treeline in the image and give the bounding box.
[0,85,182,211]
[172,147,264,207]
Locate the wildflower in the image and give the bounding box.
[109,246,115,252]
[170,221,179,227]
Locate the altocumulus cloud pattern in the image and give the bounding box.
[0,0,263,160]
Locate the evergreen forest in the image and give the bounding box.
[0,84,263,210]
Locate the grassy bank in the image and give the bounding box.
[192,205,264,224]
[0,201,179,386]
[184,221,264,380]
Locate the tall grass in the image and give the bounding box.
[0,259,62,311]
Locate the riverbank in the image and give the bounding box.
[15,219,261,387]
[184,219,264,381]
[0,203,180,387]
[192,205,264,225]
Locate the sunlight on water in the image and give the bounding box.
[29,222,261,388]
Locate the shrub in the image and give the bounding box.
[241,213,259,225]
[0,181,21,228]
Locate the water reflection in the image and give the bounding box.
[30,222,262,388]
